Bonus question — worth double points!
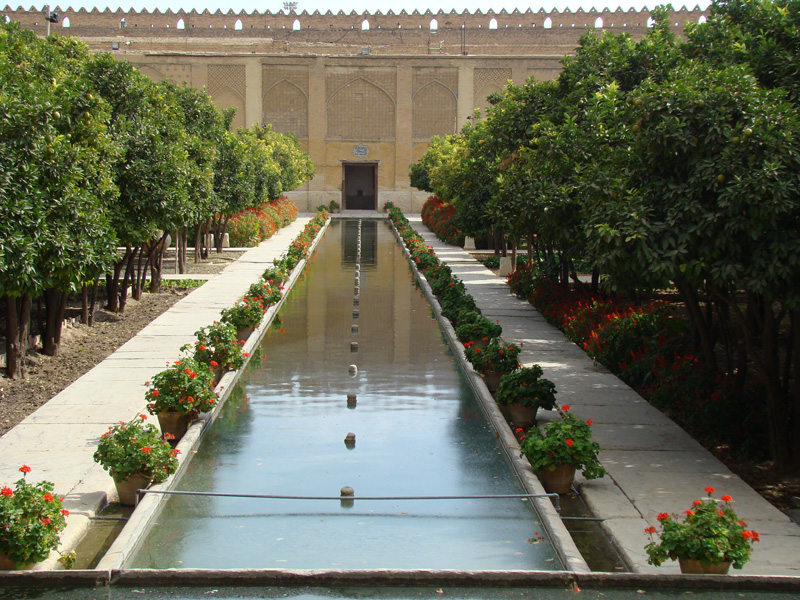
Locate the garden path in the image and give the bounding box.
[408,216,800,576]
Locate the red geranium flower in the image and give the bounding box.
[586,419,593,426]
[61,509,69,516]
[684,509,695,516]
[657,512,669,521]
[141,446,152,454]
[561,405,571,411]
[1,487,12,497]
[19,465,31,474]
[151,390,160,396]
[41,517,51,525]
[645,526,656,534]
[721,495,732,502]
[565,439,574,448]
[43,493,54,503]
[704,486,715,495]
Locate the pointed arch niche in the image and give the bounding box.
[263,79,308,138]
[413,81,457,138]
[327,77,395,140]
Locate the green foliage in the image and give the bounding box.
[520,407,605,480]
[495,365,558,411]
[227,213,261,247]
[186,322,247,372]
[145,356,218,417]
[455,315,502,343]
[464,339,521,373]
[93,415,179,483]
[645,488,759,569]
[0,23,117,299]
[220,297,266,330]
[421,196,464,246]
[0,466,69,566]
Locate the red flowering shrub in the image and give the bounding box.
[506,267,767,458]
[227,197,299,247]
[421,196,464,246]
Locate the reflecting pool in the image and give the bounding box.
[127,220,560,570]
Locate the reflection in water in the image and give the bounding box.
[127,220,561,570]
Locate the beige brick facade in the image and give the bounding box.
[3,6,707,211]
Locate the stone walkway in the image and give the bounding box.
[407,216,800,576]
[0,217,312,567]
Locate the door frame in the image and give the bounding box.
[341,161,379,210]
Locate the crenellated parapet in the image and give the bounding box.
[2,5,709,35]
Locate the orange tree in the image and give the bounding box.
[1,24,117,373]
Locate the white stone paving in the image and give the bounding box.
[408,216,800,576]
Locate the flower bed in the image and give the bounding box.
[506,266,766,457]
[421,196,464,247]
[227,197,300,247]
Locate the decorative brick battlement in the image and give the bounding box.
[2,5,708,40]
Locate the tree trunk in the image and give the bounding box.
[81,285,89,325]
[675,279,717,371]
[216,216,230,254]
[177,226,187,274]
[42,288,62,356]
[5,295,22,379]
[591,267,600,294]
[88,279,99,327]
[120,246,138,313]
[790,309,800,472]
[149,231,170,293]
[107,248,130,313]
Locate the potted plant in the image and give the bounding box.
[519,405,605,494]
[220,296,266,342]
[0,465,72,569]
[185,322,248,376]
[495,365,557,428]
[645,487,760,574]
[455,315,502,347]
[464,339,521,392]
[262,265,288,286]
[145,357,218,441]
[93,415,180,506]
[328,199,341,213]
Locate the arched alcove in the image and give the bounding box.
[430,18,437,31]
[647,16,655,27]
[413,81,457,138]
[235,19,243,30]
[62,16,70,27]
[698,15,707,24]
[489,18,498,30]
[292,18,300,31]
[543,17,552,29]
[177,18,184,30]
[595,17,603,28]
[362,19,369,31]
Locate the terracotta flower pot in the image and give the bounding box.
[482,369,507,394]
[0,553,33,570]
[114,472,153,506]
[506,402,539,428]
[678,558,731,575]
[236,326,255,344]
[157,410,191,443]
[536,463,576,495]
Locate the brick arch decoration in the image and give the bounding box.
[327,76,396,140]
[263,79,308,138]
[413,81,457,138]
